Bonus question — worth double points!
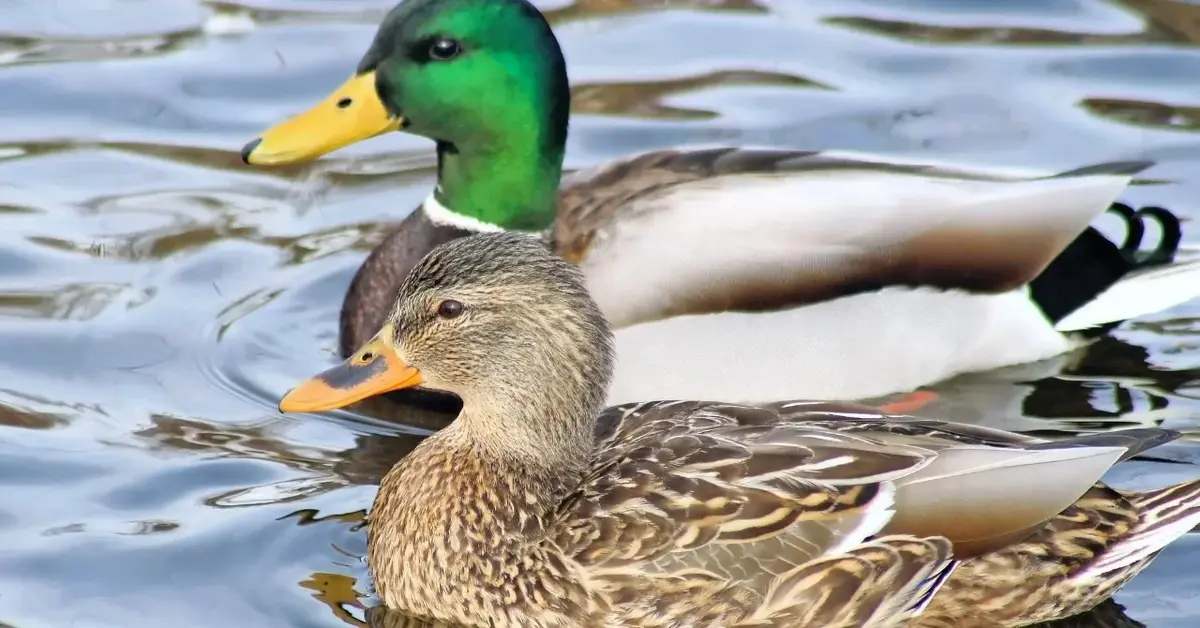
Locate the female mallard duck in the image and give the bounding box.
[246,0,1200,406]
[279,231,1200,628]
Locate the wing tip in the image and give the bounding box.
[1027,428,1182,463]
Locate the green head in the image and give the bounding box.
[243,0,570,232]
[363,0,569,159]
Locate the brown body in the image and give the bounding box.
[365,401,959,627]
[279,232,1200,628]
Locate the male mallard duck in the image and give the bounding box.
[245,0,1200,406]
[278,231,1200,628]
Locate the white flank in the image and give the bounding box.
[581,167,1135,329]
[606,287,1072,406]
[421,193,505,232]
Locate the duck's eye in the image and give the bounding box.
[437,299,464,319]
[429,38,461,61]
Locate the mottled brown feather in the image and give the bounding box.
[366,396,1193,627]
[347,234,1199,628]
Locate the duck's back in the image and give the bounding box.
[545,400,1139,626]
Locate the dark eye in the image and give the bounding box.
[437,299,464,319]
[429,38,461,61]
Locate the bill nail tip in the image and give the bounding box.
[240,137,263,164]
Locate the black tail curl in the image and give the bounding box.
[1030,203,1183,334]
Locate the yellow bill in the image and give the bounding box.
[242,71,402,166]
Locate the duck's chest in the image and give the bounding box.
[365,453,595,627]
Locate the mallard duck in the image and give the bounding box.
[244,0,1200,406]
[278,231,1200,628]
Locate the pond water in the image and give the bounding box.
[0,0,1199,626]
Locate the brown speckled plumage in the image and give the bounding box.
[366,399,957,627]
[301,232,1200,628]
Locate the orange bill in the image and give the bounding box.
[241,71,402,166]
[279,332,423,413]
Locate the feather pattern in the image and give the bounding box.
[365,398,1195,628]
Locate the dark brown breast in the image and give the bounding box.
[340,207,471,416]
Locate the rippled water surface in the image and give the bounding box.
[2,0,1200,626]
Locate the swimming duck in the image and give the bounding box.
[245,0,1200,406]
[278,231,1200,628]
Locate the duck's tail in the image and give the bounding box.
[1032,202,1200,334]
[917,477,1199,627]
[1056,245,1200,333]
[1081,479,1200,581]
[1028,479,1200,624]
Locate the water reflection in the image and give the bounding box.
[826,16,1151,45]
[572,69,830,120]
[0,0,1199,626]
[303,571,369,627]
[827,0,1200,47]
[1082,98,1200,132]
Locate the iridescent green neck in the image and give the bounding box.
[432,131,562,232]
